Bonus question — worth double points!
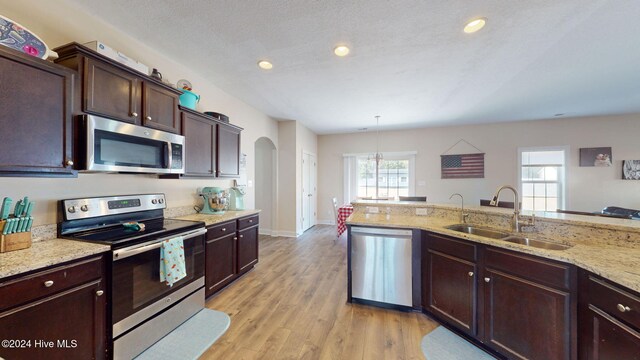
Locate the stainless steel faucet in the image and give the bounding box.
[449,193,469,223]
[489,185,535,232]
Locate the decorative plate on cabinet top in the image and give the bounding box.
[0,15,57,60]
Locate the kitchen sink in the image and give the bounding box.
[501,236,571,250]
[445,224,571,250]
[445,224,511,239]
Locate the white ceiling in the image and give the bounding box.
[67,0,640,134]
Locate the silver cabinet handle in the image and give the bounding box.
[44,280,54,287]
[249,219,253,223]
[131,112,138,117]
[65,159,74,166]
[617,304,631,313]
[233,237,238,240]
[239,234,244,238]
[146,116,152,121]
[96,290,104,296]
[468,272,474,277]
[484,277,491,283]
[222,228,226,232]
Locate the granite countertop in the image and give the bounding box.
[347,213,640,293]
[0,239,110,280]
[175,209,261,227]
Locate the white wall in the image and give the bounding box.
[255,137,277,235]
[0,0,279,225]
[317,114,640,223]
[296,122,318,234]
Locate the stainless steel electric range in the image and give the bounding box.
[58,194,206,359]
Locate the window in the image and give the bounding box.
[519,147,567,212]
[344,152,416,202]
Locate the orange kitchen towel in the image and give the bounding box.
[159,236,186,287]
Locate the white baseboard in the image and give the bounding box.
[275,230,298,238]
[258,228,274,236]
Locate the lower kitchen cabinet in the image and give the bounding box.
[0,256,107,360]
[205,215,259,297]
[237,224,259,275]
[579,270,640,360]
[425,233,478,336]
[422,232,577,360]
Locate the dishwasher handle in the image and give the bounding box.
[350,227,413,237]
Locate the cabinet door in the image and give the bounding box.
[182,112,216,176]
[205,233,236,297]
[483,269,571,360]
[142,82,180,133]
[217,124,241,177]
[428,250,477,335]
[237,226,259,274]
[582,306,640,360]
[83,57,141,124]
[0,280,106,360]
[0,49,75,176]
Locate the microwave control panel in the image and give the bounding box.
[171,144,183,170]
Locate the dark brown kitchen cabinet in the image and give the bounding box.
[0,256,107,360]
[579,271,640,360]
[180,108,217,176]
[205,215,259,298]
[54,43,182,132]
[217,123,241,177]
[0,46,76,177]
[142,82,180,133]
[425,233,478,336]
[237,224,259,275]
[205,221,236,297]
[422,232,576,360]
[482,248,575,360]
[83,56,141,124]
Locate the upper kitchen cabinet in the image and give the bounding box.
[0,46,76,177]
[162,107,242,178]
[217,122,242,177]
[54,43,182,133]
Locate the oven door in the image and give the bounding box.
[111,227,206,338]
[85,114,185,174]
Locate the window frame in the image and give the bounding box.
[343,151,416,203]
[517,146,569,212]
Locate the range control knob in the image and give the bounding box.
[159,198,164,204]
[67,206,76,213]
[80,205,89,212]
[152,199,158,204]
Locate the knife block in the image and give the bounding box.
[0,220,32,253]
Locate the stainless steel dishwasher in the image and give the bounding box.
[350,226,413,307]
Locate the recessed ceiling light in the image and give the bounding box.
[464,17,487,33]
[334,45,350,57]
[257,60,273,70]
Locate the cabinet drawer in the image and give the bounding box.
[207,221,237,240]
[428,233,477,262]
[485,247,571,290]
[238,215,259,230]
[589,275,640,329]
[0,256,103,311]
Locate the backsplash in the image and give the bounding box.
[351,201,640,249]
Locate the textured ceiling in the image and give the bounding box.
[66,0,640,134]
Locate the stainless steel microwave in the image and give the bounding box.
[84,115,185,174]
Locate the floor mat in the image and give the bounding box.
[135,308,230,360]
[421,326,495,360]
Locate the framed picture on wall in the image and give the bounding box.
[579,147,612,167]
[623,160,640,180]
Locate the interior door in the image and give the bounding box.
[302,152,316,232]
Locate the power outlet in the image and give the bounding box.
[366,206,380,214]
[416,208,428,216]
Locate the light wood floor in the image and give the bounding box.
[200,225,438,359]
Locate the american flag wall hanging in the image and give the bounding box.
[441,153,485,179]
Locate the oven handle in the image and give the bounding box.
[113,227,207,261]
